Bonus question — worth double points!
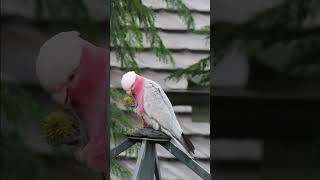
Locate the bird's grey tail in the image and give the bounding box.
[162,128,195,158]
[181,133,195,156]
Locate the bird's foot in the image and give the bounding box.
[127,127,142,135]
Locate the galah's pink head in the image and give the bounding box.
[36,31,87,101]
[121,71,145,118]
[36,31,108,172]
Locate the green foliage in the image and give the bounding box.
[111,0,163,70]
[288,37,320,77]
[0,133,51,180]
[168,56,210,86]
[110,89,140,179]
[167,26,210,86]
[35,0,101,41]
[110,159,132,179]
[111,0,194,71]
[165,0,195,30]
[110,89,139,152]
[214,0,320,77]
[0,82,52,179]
[244,0,315,30]
[110,89,132,171]
[110,90,132,144]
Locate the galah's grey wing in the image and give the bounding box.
[143,80,183,139]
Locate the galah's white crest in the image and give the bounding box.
[121,71,195,157]
[36,31,108,172]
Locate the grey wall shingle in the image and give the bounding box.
[142,0,210,12]
[111,51,209,69]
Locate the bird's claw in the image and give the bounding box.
[128,127,141,133]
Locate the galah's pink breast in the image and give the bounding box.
[132,75,144,117]
[68,44,108,172]
[131,75,150,128]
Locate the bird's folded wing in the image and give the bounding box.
[143,80,183,138]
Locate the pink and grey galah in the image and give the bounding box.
[121,71,195,158]
[36,31,108,173]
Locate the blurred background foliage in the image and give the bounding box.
[214,0,320,79]
[0,133,51,180]
[1,81,44,122]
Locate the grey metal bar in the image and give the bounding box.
[112,131,211,180]
[111,139,136,159]
[140,141,156,180]
[132,140,156,180]
[154,149,162,180]
[160,141,211,180]
[132,140,147,180]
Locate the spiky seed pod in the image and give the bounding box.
[122,96,135,107]
[42,110,78,145]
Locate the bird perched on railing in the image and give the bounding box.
[121,71,195,158]
[36,31,108,175]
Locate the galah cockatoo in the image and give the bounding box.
[36,31,108,173]
[121,71,195,157]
